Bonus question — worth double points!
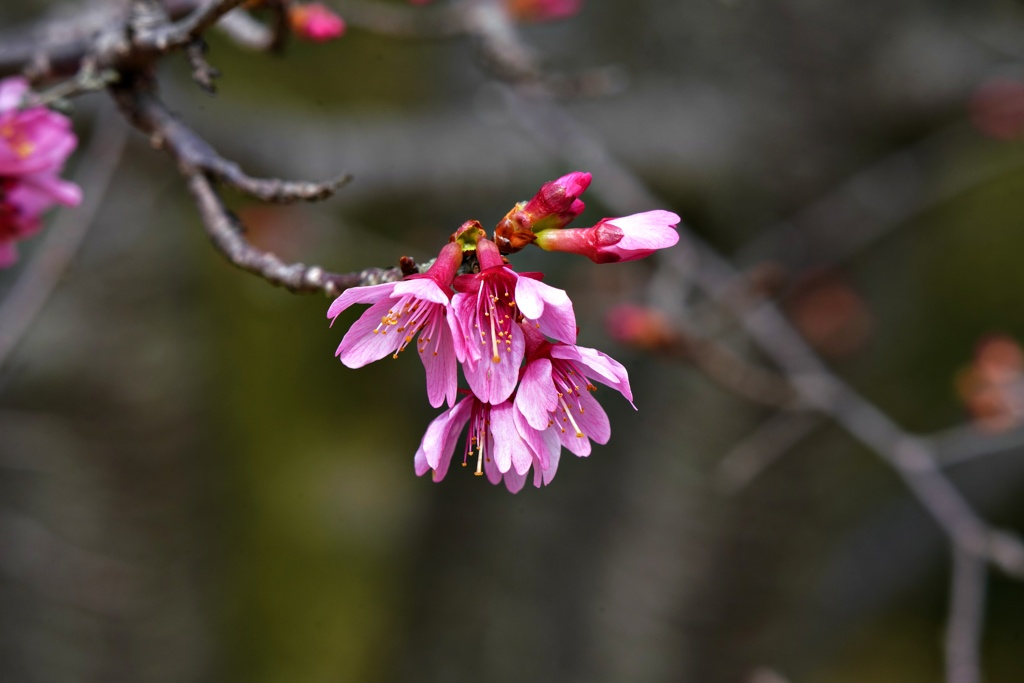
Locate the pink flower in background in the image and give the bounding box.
[289,3,345,42]
[1,77,80,268]
[450,238,576,403]
[604,303,678,351]
[514,326,633,457]
[506,0,583,23]
[414,394,558,493]
[535,210,680,263]
[328,242,462,408]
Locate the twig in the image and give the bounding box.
[945,546,987,683]
[929,423,1024,468]
[216,7,277,51]
[0,107,128,371]
[185,172,399,293]
[715,412,821,494]
[108,75,401,294]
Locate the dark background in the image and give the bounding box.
[3,1,1024,681]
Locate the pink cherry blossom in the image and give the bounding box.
[514,326,633,457]
[534,210,680,263]
[414,393,559,493]
[289,3,346,42]
[328,243,461,408]
[1,77,80,267]
[450,238,577,403]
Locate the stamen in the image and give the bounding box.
[490,309,500,362]
[560,396,585,438]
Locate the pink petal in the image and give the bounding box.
[420,396,474,471]
[483,443,503,485]
[551,344,634,407]
[335,298,405,367]
[540,435,561,486]
[19,173,81,207]
[327,282,395,321]
[514,408,557,472]
[503,468,528,494]
[449,292,482,365]
[575,390,611,446]
[514,358,558,430]
[558,420,592,457]
[609,211,680,251]
[514,276,577,344]
[393,278,450,305]
[419,319,457,408]
[490,401,522,474]
[0,77,29,110]
[462,322,524,404]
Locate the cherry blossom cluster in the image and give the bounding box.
[0,78,81,268]
[328,172,679,492]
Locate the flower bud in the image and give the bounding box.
[534,210,680,263]
[494,172,591,254]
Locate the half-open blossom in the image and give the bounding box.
[534,210,680,263]
[328,242,462,408]
[495,171,591,253]
[451,238,577,403]
[514,325,633,457]
[506,0,583,23]
[289,2,345,42]
[1,77,80,267]
[414,394,559,493]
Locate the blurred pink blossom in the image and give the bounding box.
[1,77,80,267]
[289,3,345,42]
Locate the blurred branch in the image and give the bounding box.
[735,123,1024,274]
[0,106,127,372]
[945,546,987,683]
[930,423,1024,467]
[715,412,821,494]
[0,507,138,614]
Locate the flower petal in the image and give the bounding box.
[551,344,634,407]
[514,358,558,430]
[393,278,450,305]
[335,299,405,367]
[503,467,528,494]
[515,276,577,344]
[327,282,396,321]
[575,390,611,446]
[419,319,458,408]
[419,396,474,472]
[463,322,524,404]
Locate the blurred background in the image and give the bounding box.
[3,0,1024,681]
